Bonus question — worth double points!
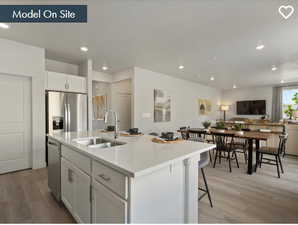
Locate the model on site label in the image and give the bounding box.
[12,9,76,19]
[0,5,87,23]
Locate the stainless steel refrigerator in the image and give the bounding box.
[46,91,88,162]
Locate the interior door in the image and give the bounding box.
[67,93,88,132]
[114,93,131,130]
[0,74,31,174]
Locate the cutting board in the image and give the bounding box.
[151,137,185,144]
[120,133,144,137]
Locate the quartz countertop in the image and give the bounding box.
[48,130,215,177]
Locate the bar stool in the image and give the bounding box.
[198,151,213,208]
[188,130,213,164]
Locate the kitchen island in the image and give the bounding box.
[48,130,215,223]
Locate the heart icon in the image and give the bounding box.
[279,5,295,19]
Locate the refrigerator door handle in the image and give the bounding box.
[68,104,71,131]
[64,104,68,132]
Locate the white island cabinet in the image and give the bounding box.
[92,179,127,223]
[61,158,91,223]
[49,131,215,223]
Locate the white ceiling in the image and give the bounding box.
[1,0,298,89]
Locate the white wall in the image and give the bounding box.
[0,38,45,169]
[221,86,273,120]
[112,68,133,82]
[92,70,112,83]
[133,67,222,134]
[92,69,133,83]
[80,60,93,130]
[45,59,79,75]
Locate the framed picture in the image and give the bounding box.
[154,89,171,122]
[198,99,212,115]
[93,95,107,120]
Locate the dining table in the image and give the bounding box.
[178,128,275,175]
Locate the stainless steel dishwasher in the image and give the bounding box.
[47,138,61,202]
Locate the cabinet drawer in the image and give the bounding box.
[92,160,128,199]
[62,145,91,175]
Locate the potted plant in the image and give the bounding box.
[284,105,295,120]
[202,121,211,130]
[234,123,244,135]
[215,121,226,132]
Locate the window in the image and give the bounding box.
[282,87,298,119]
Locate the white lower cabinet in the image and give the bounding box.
[61,158,91,223]
[92,179,127,223]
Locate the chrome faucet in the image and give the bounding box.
[104,111,119,139]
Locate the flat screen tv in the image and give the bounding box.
[236,100,266,115]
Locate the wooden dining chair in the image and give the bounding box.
[188,131,205,142]
[231,138,248,164]
[257,134,288,178]
[179,127,189,140]
[212,132,239,173]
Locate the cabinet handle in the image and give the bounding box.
[98,174,111,182]
[68,169,73,183]
[65,83,69,89]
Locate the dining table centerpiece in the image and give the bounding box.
[215,121,226,132]
[234,123,244,135]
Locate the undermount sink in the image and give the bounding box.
[73,137,126,149]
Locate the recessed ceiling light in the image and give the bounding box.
[233,84,237,89]
[256,44,264,50]
[80,46,88,52]
[0,23,9,29]
[102,66,108,71]
[272,66,277,71]
[281,80,285,84]
[178,65,184,70]
[210,76,215,81]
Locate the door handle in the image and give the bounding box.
[64,104,68,132]
[68,169,73,183]
[68,104,71,131]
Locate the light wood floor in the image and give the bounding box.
[199,154,298,223]
[0,168,74,223]
[0,156,297,223]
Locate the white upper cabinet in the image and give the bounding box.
[46,71,86,93]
